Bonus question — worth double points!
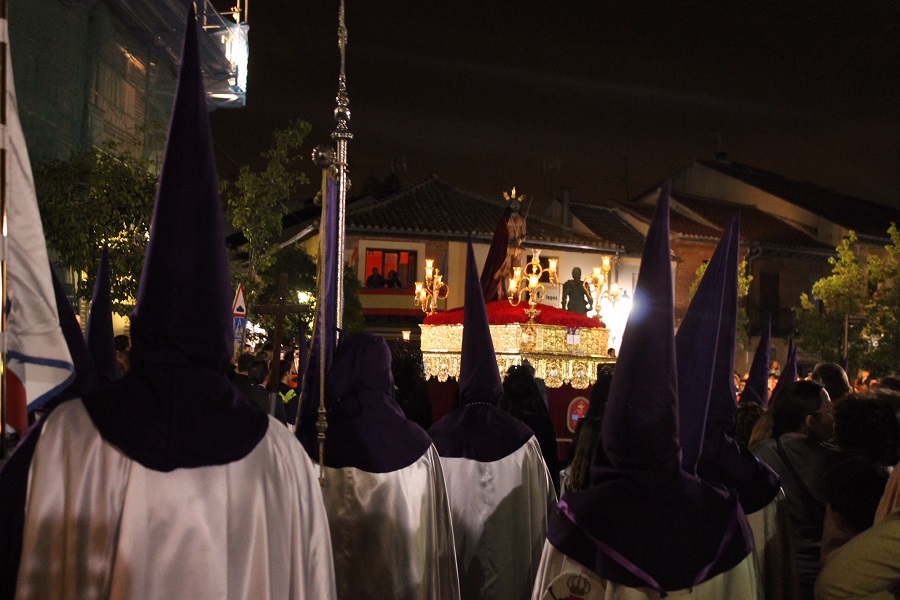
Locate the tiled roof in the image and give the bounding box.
[345,176,621,251]
[698,160,899,238]
[567,202,646,254]
[669,193,833,251]
[617,201,722,240]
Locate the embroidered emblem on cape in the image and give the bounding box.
[542,572,602,600]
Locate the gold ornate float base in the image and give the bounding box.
[420,323,613,389]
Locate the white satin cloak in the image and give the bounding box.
[320,444,460,600]
[530,540,761,600]
[746,489,801,600]
[15,400,337,600]
[439,436,556,600]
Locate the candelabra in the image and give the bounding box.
[508,249,558,322]
[414,259,449,316]
[583,256,621,320]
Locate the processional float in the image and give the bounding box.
[418,189,616,391]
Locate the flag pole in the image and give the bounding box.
[0,0,9,459]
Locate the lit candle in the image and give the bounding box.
[401,330,411,341]
[513,266,522,282]
[548,258,557,273]
[415,282,423,294]
[425,258,434,280]
[602,256,611,272]
[529,274,539,289]
[592,266,602,279]
[532,249,541,263]
[610,282,619,295]
[508,278,518,294]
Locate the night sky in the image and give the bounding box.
[209,2,900,210]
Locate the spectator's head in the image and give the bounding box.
[236,352,255,373]
[571,267,581,280]
[248,359,268,386]
[501,364,544,419]
[734,401,765,448]
[834,393,900,466]
[812,362,851,404]
[280,357,298,387]
[826,456,889,535]
[770,379,832,441]
[567,416,603,493]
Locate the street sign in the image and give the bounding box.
[234,317,246,341]
[232,283,246,318]
[233,284,247,344]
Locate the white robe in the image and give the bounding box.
[746,489,802,600]
[439,436,556,600]
[15,400,337,600]
[320,445,461,600]
[530,541,761,600]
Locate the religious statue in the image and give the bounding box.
[479,188,527,301]
[562,267,592,315]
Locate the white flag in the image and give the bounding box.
[1,17,74,432]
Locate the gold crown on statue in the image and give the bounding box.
[502,187,525,203]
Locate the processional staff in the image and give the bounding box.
[302,0,351,483]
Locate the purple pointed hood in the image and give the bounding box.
[47,266,96,407]
[682,215,781,514]
[83,7,267,472]
[548,183,753,593]
[770,339,798,403]
[675,219,732,475]
[601,182,680,471]
[316,332,432,473]
[743,317,771,407]
[429,238,533,461]
[460,237,504,407]
[85,247,118,383]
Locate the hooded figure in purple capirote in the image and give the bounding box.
[677,214,781,514]
[85,245,118,385]
[302,331,461,599]
[428,237,556,600]
[531,183,759,600]
[742,316,772,408]
[675,215,798,599]
[7,8,336,599]
[0,265,101,600]
[769,338,798,405]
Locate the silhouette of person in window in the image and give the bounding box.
[366,267,385,288]
[386,270,403,289]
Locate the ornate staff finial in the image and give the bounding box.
[333,0,351,145]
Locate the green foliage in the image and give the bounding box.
[223,119,365,345]
[794,225,900,375]
[235,244,366,346]
[222,120,311,278]
[688,258,753,346]
[34,142,158,311]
